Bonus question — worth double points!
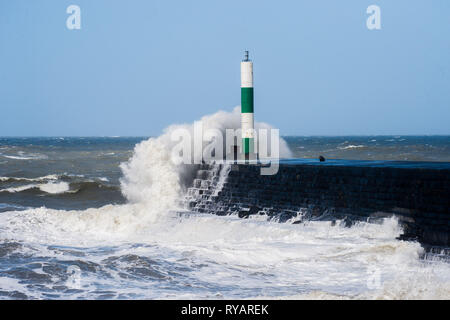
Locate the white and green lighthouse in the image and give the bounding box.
[241,51,254,159]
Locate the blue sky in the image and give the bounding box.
[1,0,449,136]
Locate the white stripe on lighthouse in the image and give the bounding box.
[241,61,253,88]
[241,113,254,138]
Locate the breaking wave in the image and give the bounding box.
[0,182,70,194]
[0,180,120,198]
[119,106,292,220]
[0,175,60,183]
[0,152,48,160]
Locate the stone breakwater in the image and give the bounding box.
[185,160,450,247]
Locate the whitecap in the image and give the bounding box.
[39,181,70,194]
[1,153,48,160]
[0,184,38,193]
[338,145,365,150]
[0,174,60,182]
[0,181,70,194]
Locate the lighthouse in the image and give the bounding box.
[241,51,254,160]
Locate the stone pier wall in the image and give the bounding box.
[186,162,450,247]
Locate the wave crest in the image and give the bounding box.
[119,107,292,220]
[0,181,70,194]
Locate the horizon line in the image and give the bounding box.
[1,134,450,138]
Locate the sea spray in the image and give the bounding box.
[119,106,292,219]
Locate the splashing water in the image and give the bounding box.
[119,106,292,222]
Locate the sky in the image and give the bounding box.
[0,0,449,136]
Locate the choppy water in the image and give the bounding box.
[0,130,449,299]
[285,136,450,162]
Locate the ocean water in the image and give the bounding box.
[285,135,450,162]
[0,111,449,299]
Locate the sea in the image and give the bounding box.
[1,123,449,299]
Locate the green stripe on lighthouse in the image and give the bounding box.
[241,88,254,113]
[241,87,254,154]
[243,137,254,154]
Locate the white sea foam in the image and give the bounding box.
[0,209,448,299]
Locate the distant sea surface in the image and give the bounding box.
[285,136,450,162]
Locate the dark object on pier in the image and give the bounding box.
[319,155,326,162]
